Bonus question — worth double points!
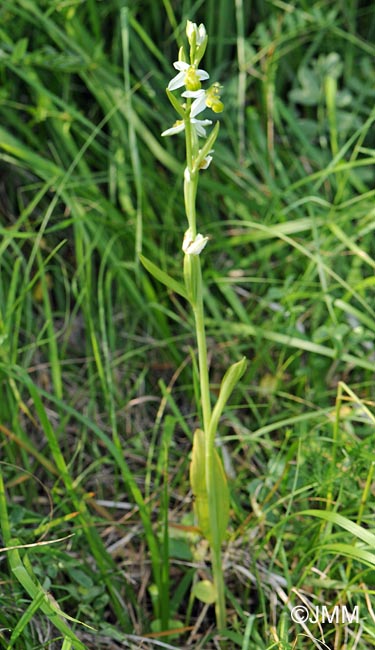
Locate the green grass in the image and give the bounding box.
[1,0,375,648]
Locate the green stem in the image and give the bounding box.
[184,114,197,235]
[192,286,211,432]
[193,272,226,634]
[185,114,194,174]
[212,542,226,631]
[183,124,211,432]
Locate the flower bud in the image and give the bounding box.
[182,228,209,255]
[186,21,206,47]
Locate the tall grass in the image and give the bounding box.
[0,0,374,648]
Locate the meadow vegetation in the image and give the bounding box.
[0,1,375,649]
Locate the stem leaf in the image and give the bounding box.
[209,356,247,440]
[183,253,201,305]
[140,254,187,299]
[166,88,186,119]
[190,429,229,545]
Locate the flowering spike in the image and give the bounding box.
[163,20,223,143]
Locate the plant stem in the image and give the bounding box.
[183,120,226,633]
[184,116,197,235]
[212,541,226,631]
[192,284,211,432]
[192,269,226,634]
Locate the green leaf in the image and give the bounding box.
[300,510,375,547]
[192,580,217,604]
[190,429,229,544]
[209,357,247,440]
[140,254,187,299]
[12,38,29,62]
[317,543,375,569]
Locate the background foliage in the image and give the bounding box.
[0,1,374,648]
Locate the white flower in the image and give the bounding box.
[186,21,207,47]
[161,117,212,138]
[191,118,212,137]
[182,83,224,117]
[182,228,209,255]
[161,119,185,137]
[199,153,213,169]
[168,61,209,92]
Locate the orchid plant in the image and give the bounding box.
[141,20,246,634]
